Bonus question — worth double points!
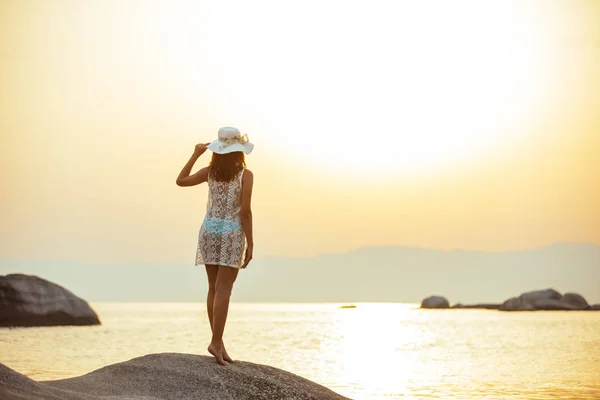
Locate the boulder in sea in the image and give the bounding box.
[451,303,500,310]
[0,273,100,327]
[532,298,582,311]
[560,293,589,310]
[0,353,350,400]
[499,296,535,311]
[421,296,450,309]
[519,288,562,304]
[499,289,592,311]
[424,289,593,312]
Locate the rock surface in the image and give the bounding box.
[499,289,592,311]
[421,296,450,309]
[0,273,100,327]
[499,297,535,311]
[0,353,349,400]
[532,298,582,311]
[561,293,589,310]
[518,289,561,304]
[451,303,500,309]
[423,289,596,311]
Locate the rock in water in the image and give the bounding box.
[499,289,592,311]
[561,293,589,310]
[421,296,450,309]
[424,289,593,312]
[0,273,100,327]
[451,303,500,309]
[0,353,350,400]
[518,288,562,304]
[499,297,535,311]
[532,298,582,311]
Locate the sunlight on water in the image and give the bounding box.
[1,302,599,399]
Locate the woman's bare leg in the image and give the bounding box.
[205,265,218,329]
[205,265,234,363]
[207,266,239,365]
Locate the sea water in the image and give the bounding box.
[1,302,599,399]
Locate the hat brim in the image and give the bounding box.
[207,140,254,155]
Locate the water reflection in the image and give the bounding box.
[1,302,599,399]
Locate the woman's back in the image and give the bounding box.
[177,127,254,365]
[205,168,245,223]
[196,168,247,267]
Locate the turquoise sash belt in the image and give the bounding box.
[203,217,242,236]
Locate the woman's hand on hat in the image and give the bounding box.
[194,143,210,156]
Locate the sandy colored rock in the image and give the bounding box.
[0,353,349,400]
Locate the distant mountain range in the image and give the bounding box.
[1,243,599,303]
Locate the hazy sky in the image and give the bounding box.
[1,0,599,265]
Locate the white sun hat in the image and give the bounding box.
[207,127,254,155]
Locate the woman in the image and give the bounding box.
[176,127,254,366]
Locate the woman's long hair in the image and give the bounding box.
[209,152,246,182]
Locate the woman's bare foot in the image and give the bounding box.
[207,343,227,366]
[222,343,234,363]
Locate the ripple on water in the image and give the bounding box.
[1,302,599,399]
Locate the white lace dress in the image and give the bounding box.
[195,169,247,268]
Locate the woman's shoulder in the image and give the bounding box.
[242,168,254,182]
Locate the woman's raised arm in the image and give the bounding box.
[176,143,210,187]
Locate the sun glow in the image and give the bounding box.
[153,0,555,173]
[319,304,429,398]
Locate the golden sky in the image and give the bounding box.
[1,0,599,263]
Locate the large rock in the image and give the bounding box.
[590,304,600,310]
[561,293,589,310]
[421,296,450,309]
[0,353,349,400]
[0,273,100,327]
[499,296,535,311]
[452,303,500,310]
[519,288,562,304]
[499,289,592,311]
[532,298,582,311]
[424,289,594,312]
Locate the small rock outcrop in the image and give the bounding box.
[421,296,450,309]
[423,289,596,312]
[0,273,100,327]
[451,303,500,310]
[532,298,582,311]
[0,353,349,400]
[499,289,592,311]
[561,293,589,310]
[499,297,535,311]
[519,289,562,304]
